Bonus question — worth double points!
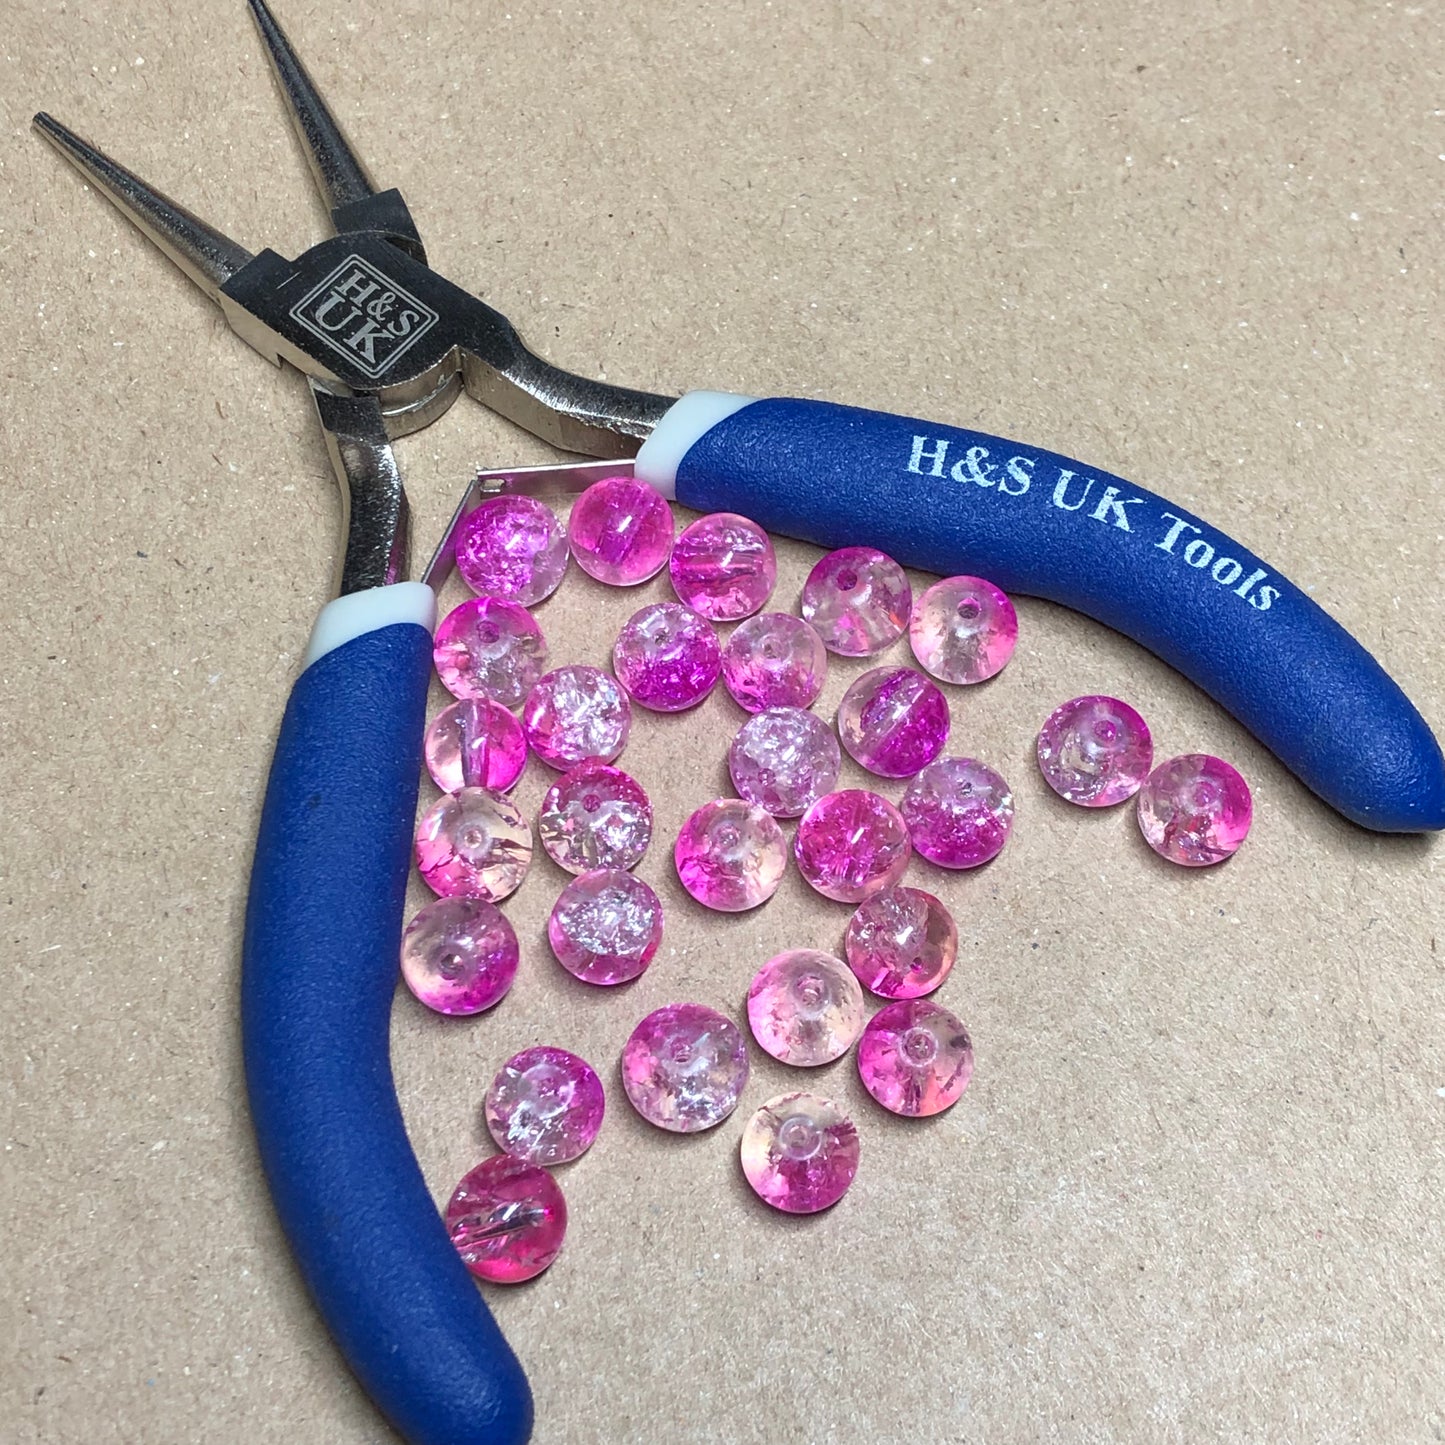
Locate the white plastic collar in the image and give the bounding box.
[302,581,437,669]
[633,391,757,499]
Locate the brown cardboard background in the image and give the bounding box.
[2,2,1442,1442]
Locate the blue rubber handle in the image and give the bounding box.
[674,398,1445,832]
[242,621,533,1445]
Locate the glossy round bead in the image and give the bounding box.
[844,886,957,999]
[445,1154,567,1284]
[674,798,789,912]
[423,698,527,794]
[793,789,912,903]
[668,511,777,620]
[720,612,828,713]
[901,757,1014,869]
[1136,753,1253,866]
[611,602,722,712]
[400,897,519,1015]
[620,1003,750,1133]
[836,666,951,778]
[547,868,664,986]
[799,546,912,656]
[728,707,841,817]
[740,1093,860,1214]
[415,787,533,901]
[538,762,652,874]
[455,494,569,606]
[857,998,974,1117]
[484,1046,605,1166]
[567,474,673,585]
[746,949,866,1066]
[433,596,547,707]
[1038,693,1155,807]
[909,575,1018,684]
[522,665,632,770]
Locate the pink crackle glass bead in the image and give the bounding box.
[484,1046,605,1166]
[799,546,912,656]
[400,896,519,1015]
[793,789,912,903]
[522,665,632,770]
[433,596,547,707]
[901,757,1014,870]
[746,949,866,1066]
[611,602,722,712]
[620,1003,749,1133]
[455,493,569,607]
[1037,694,1154,807]
[1136,753,1253,866]
[668,512,777,620]
[728,707,841,817]
[721,612,828,713]
[567,474,673,585]
[857,998,974,1117]
[740,1092,860,1214]
[674,798,788,912]
[424,698,527,794]
[836,666,951,779]
[909,575,1018,685]
[538,762,652,874]
[446,1154,567,1284]
[844,886,957,999]
[547,867,664,985]
[415,787,533,901]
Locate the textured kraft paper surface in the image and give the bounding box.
[2,2,1443,1443]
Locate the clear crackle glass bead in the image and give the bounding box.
[538,761,652,874]
[669,511,777,620]
[415,787,533,901]
[1036,694,1153,807]
[799,546,912,656]
[740,1092,860,1214]
[567,474,674,585]
[728,706,841,817]
[547,867,664,985]
[522,665,632,770]
[836,666,951,778]
[901,757,1014,869]
[908,575,1018,685]
[446,1154,567,1284]
[857,998,974,1117]
[720,612,828,713]
[612,601,722,712]
[433,596,547,707]
[424,698,527,795]
[793,789,912,903]
[1136,753,1253,865]
[621,1002,750,1132]
[455,494,569,607]
[844,886,957,999]
[746,949,866,1066]
[674,798,789,912]
[400,896,519,1015]
[484,1046,605,1166]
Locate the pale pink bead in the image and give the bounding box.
[858,998,974,1117]
[567,475,673,585]
[746,949,866,1066]
[908,576,1018,684]
[721,612,828,713]
[740,1092,859,1214]
[538,762,652,874]
[484,1046,605,1166]
[446,1154,567,1284]
[433,596,547,707]
[1037,695,1153,807]
[400,897,519,1015]
[901,757,1014,869]
[728,707,840,817]
[620,1002,749,1132]
[669,512,777,620]
[611,602,722,712]
[522,665,632,770]
[793,789,912,903]
[844,886,957,999]
[799,546,912,656]
[547,868,664,986]
[674,798,789,912]
[423,698,527,794]
[455,494,569,606]
[1137,753,1253,865]
[836,666,951,779]
[415,787,533,901]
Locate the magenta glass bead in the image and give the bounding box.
[844,886,957,999]
[424,698,527,794]
[433,596,547,707]
[415,787,533,901]
[445,1154,567,1284]
[400,896,519,1015]
[567,474,673,585]
[721,612,828,715]
[611,602,722,712]
[538,762,652,874]
[668,511,777,620]
[728,707,841,817]
[858,998,974,1117]
[620,1003,749,1133]
[836,666,951,779]
[484,1046,605,1166]
[455,494,569,606]
[799,546,912,656]
[746,949,866,1067]
[674,798,788,912]
[1037,694,1154,807]
[547,867,663,985]
[909,575,1018,685]
[793,789,912,903]
[901,757,1014,869]
[522,665,632,770]
[1137,753,1253,866]
[740,1092,859,1214]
